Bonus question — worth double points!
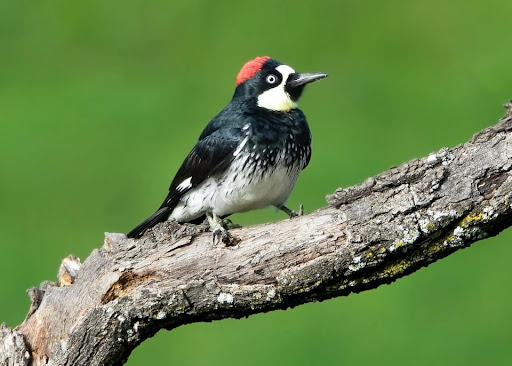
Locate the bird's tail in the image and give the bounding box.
[127,207,171,239]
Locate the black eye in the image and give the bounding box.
[266,74,278,84]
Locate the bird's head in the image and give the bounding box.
[233,56,327,112]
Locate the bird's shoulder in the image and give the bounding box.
[198,102,249,139]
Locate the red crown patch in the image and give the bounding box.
[235,56,270,86]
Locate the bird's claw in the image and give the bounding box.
[281,204,304,218]
[207,213,240,246]
[221,218,242,230]
[299,204,304,216]
[212,227,238,246]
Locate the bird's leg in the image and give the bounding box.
[206,212,226,243]
[206,212,239,246]
[280,204,304,218]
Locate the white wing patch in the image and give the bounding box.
[257,64,297,112]
[176,177,192,191]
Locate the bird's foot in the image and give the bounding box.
[207,213,240,246]
[280,204,304,218]
[220,217,242,230]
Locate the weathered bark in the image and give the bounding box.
[2,103,512,366]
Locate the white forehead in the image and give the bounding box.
[276,65,295,81]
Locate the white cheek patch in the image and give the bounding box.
[257,64,297,112]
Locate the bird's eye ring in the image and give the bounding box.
[266,74,278,84]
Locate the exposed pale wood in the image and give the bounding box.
[2,103,512,366]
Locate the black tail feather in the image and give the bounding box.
[127,207,171,239]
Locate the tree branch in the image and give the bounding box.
[2,103,512,366]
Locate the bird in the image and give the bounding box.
[127,56,327,242]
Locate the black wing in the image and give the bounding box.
[160,127,242,209]
[127,127,242,238]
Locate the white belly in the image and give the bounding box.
[169,156,301,222]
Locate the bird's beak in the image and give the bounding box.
[286,72,328,88]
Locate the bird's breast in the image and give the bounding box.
[211,148,302,215]
[170,124,311,221]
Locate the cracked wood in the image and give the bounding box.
[1,103,512,366]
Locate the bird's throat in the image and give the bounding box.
[257,88,298,112]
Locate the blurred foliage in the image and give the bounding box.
[1,0,511,365]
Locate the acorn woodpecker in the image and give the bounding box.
[127,56,327,241]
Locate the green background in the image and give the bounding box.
[1,0,511,365]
